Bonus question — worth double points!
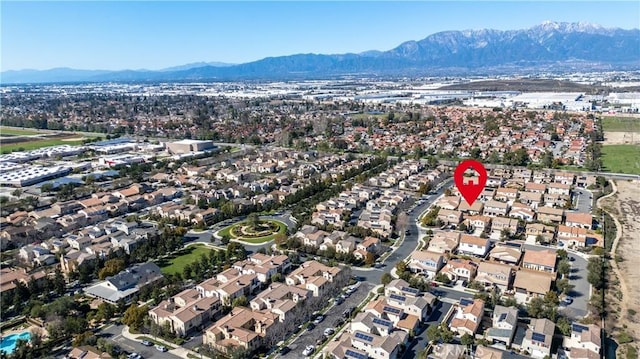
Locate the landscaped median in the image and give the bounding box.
[217,217,287,244]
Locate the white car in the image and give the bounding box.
[324,328,335,336]
[155,345,168,352]
[302,345,315,356]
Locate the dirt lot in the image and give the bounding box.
[603,131,640,145]
[600,180,640,357]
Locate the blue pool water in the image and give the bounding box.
[0,332,31,354]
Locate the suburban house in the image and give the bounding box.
[525,223,556,244]
[522,318,555,359]
[149,288,221,336]
[442,259,477,283]
[474,261,515,292]
[563,323,601,359]
[537,207,564,224]
[427,231,460,253]
[522,249,557,273]
[285,260,344,297]
[437,209,463,226]
[486,305,519,346]
[203,306,282,355]
[458,235,491,257]
[513,270,555,304]
[449,298,485,335]
[488,244,522,265]
[483,200,510,217]
[565,212,593,229]
[408,250,445,278]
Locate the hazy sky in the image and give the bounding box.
[2,1,639,71]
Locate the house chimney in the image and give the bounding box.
[193,305,199,311]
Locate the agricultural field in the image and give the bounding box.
[602,145,640,175]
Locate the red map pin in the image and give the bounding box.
[454,160,487,206]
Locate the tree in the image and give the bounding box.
[247,213,260,230]
[381,273,393,286]
[98,258,126,280]
[558,259,571,278]
[364,252,376,266]
[426,325,441,343]
[557,317,572,336]
[461,333,475,346]
[95,302,116,322]
[556,278,574,295]
[122,304,147,332]
[587,257,605,290]
[231,295,248,308]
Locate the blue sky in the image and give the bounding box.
[2,1,639,71]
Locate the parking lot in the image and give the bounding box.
[276,282,375,359]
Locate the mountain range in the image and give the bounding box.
[2,21,639,84]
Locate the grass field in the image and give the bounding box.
[157,244,214,275]
[219,219,287,244]
[602,145,640,175]
[0,138,84,154]
[602,117,640,132]
[0,127,43,136]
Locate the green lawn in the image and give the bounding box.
[0,127,43,136]
[219,219,287,244]
[157,244,214,275]
[602,145,640,175]
[0,138,84,154]
[602,116,640,132]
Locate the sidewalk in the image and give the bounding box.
[121,325,198,359]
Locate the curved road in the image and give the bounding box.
[352,178,452,283]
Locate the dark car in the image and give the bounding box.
[307,323,316,331]
[279,346,291,355]
[334,318,345,327]
[335,296,345,305]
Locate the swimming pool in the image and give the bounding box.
[0,332,31,354]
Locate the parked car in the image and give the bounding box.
[155,345,168,352]
[140,340,153,347]
[324,328,335,336]
[313,315,325,325]
[302,345,315,356]
[316,336,327,345]
[334,318,345,327]
[307,323,316,331]
[279,346,291,355]
[335,296,345,305]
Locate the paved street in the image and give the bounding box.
[276,282,376,359]
[573,188,593,214]
[102,324,181,359]
[352,178,452,284]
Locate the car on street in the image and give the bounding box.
[155,345,168,352]
[307,322,316,331]
[335,296,345,305]
[313,315,325,325]
[141,340,153,347]
[127,354,142,359]
[302,345,315,356]
[279,346,291,355]
[334,318,345,327]
[324,328,335,336]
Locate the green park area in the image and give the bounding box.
[601,116,640,132]
[602,144,640,175]
[0,127,43,136]
[218,216,287,244]
[157,244,214,275]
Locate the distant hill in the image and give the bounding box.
[2,21,639,84]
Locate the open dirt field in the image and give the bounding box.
[601,180,640,356]
[603,131,640,145]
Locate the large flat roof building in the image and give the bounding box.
[166,139,215,154]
